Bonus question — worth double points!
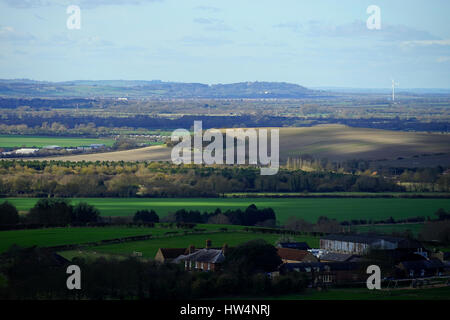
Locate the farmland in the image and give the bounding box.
[0,135,115,148]
[36,144,170,161]
[247,286,450,300]
[0,224,247,254]
[34,125,450,165]
[61,231,319,259]
[354,223,424,236]
[277,125,450,162]
[5,197,450,223]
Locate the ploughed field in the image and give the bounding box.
[6,197,450,223]
[34,125,450,165]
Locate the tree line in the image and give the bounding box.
[0,200,275,228]
[0,199,99,227]
[162,204,276,227]
[0,160,405,198]
[0,240,307,300]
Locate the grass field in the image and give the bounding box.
[238,286,450,300]
[225,192,450,198]
[61,232,319,260]
[0,224,250,254]
[0,135,115,148]
[5,197,450,224]
[0,226,163,253]
[355,223,424,236]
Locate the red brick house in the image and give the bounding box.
[172,240,226,272]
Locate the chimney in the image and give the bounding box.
[222,243,228,255]
[188,245,195,254]
[206,239,212,249]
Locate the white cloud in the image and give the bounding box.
[193,18,233,32]
[1,0,162,9]
[401,39,450,47]
[0,26,35,42]
[436,56,450,63]
[274,20,438,42]
[194,6,220,13]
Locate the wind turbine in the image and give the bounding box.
[391,79,399,102]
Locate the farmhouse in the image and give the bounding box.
[320,234,425,256]
[172,240,226,272]
[155,248,189,263]
[276,248,318,263]
[396,259,449,278]
[280,262,365,286]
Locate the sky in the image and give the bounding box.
[0,0,449,88]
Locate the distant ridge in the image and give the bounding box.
[0,79,320,99]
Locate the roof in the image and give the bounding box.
[321,234,423,248]
[400,258,446,271]
[173,248,225,264]
[281,262,361,272]
[278,242,310,250]
[277,248,313,262]
[15,148,39,154]
[158,248,188,260]
[320,252,356,262]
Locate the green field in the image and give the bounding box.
[0,224,250,254]
[0,135,115,148]
[5,197,450,224]
[239,286,450,300]
[355,223,424,236]
[61,232,319,260]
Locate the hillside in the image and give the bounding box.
[0,79,317,98]
[34,125,450,165]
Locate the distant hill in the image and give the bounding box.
[0,79,319,99]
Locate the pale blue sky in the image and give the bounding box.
[0,0,449,88]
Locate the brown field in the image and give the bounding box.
[277,125,450,162]
[35,125,450,164]
[37,145,172,162]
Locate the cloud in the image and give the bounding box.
[436,56,450,63]
[273,22,303,33]
[1,0,162,9]
[401,39,450,47]
[194,6,221,13]
[193,18,233,32]
[180,36,233,47]
[0,26,36,42]
[274,20,438,42]
[48,33,115,48]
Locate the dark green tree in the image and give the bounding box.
[27,199,72,225]
[223,239,282,275]
[133,209,159,223]
[72,202,100,224]
[0,201,19,225]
